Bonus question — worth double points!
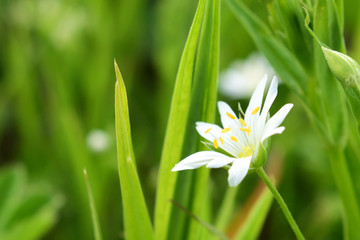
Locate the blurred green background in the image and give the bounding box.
[0,0,359,239]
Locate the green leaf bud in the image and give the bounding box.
[322,46,360,130]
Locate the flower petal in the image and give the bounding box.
[196,122,223,142]
[261,126,285,142]
[218,101,239,129]
[227,156,252,187]
[217,102,250,147]
[196,122,242,157]
[260,76,278,122]
[172,151,229,171]
[245,75,267,119]
[264,103,293,132]
[206,156,235,168]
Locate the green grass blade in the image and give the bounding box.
[83,169,102,240]
[154,1,207,239]
[186,0,220,238]
[114,61,153,240]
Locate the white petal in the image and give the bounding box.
[206,156,235,168]
[217,102,249,147]
[196,122,223,142]
[245,75,267,119]
[260,77,278,122]
[196,122,241,157]
[262,126,285,142]
[227,156,252,187]
[172,151,229,171]
[218,101,239,129]
[264,103,293,132]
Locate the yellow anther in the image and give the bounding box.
[221,128,231,133]
[239,118,247,126]
[251,106,260,115]
[240,127,251,136]
[230,136,238,142]
[226,112,236,120]
[213,139,219,149]
[219,137,224,145]
[205,128,211,133]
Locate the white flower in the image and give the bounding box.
[172,75,293,187]
[219,53,275,99]
[86,129,109,153]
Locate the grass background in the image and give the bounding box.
[0,0,360,239]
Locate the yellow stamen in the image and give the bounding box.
[240,127,251,136]
[219,136,224,145]
[226,112,236,120]
[205,128,211,133]
[230,136,238,142]
[239,118,247,126]
[213,139,219,149]
[221,128,231,133]
[251,106,260,115]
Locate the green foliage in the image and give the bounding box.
[83,169,102,240]
[0,165,63,240]
[1,0,360,239]
[155,0,220,239]
[225,0,360,238]
[114,61,153,240]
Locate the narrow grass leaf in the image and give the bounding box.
[186,0,220,238]
[114,61,153,240]
[154,1,206,239]
[83,169,102,240]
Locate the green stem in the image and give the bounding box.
[328,147,360,240]
[256,167,305,240]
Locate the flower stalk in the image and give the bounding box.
[256,167,305,240]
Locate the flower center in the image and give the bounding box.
[239,145,254,158]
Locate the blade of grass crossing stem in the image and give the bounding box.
[83,169,102,240]
[114,61,153,240]
[154,1,206,240]
[234,185,273,240]
[186,0,220,238]
[170,200,228,240]
[225,0,307,99]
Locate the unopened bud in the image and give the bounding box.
[322,47,360,88]
[322,46,360,130]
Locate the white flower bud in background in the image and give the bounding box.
[86,129,109,153]
[219,53,276,99]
